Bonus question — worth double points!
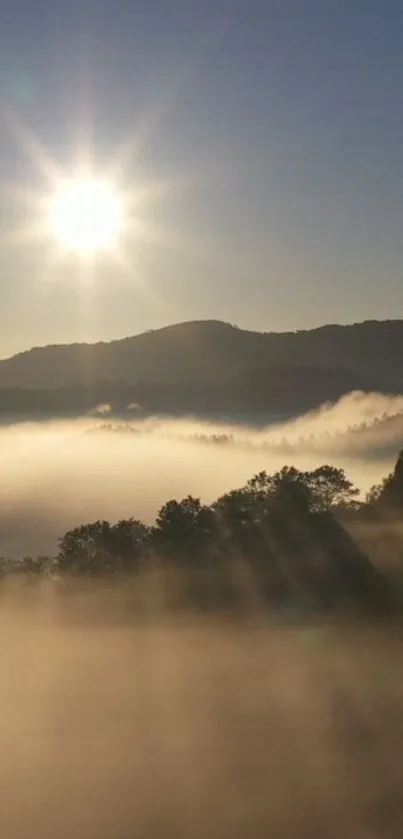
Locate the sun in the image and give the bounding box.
[49,177,124,255]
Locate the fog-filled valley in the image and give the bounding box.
[0,390,402,557]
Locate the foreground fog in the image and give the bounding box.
[1,589,403,839]
[1,389,403,557]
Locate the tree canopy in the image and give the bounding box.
[1,454,401,614]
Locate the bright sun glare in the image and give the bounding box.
[2,106,197,275]
[49,177,124,255]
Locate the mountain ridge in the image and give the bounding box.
[1,317,403,387]
[0,318,402,419]
[3,317,403,362]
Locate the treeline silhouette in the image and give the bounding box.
[2,453,403,615]
[94,410,403,459]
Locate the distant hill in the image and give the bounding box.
[0,319,402,420]
[0,366,371,422]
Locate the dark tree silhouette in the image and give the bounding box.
[365,449,403,513]
[57,519,149,575]
[5,455,398,616]
[153,496,216,565]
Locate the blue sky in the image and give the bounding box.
[0,0,402,355]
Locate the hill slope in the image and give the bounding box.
[1,318,403,389]
[0,366,371,421]
[0,319,401,419]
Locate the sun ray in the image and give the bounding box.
[105,62,197,182]
[0,102,64,186]
[105,13,227,181]
[0,69,233,304]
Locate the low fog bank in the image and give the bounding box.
[1,390,402,557]
[1,585,403,838]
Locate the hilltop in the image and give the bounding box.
[0,318,402,419]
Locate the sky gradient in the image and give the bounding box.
[0,0,402,356]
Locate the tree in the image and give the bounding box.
[57,520,114,575]
[110,519,150,568]
[57,518,150,575]
[365,481,387,506]
[214,487,263,556]
[215,466,364,606]
[364,450,403,512]
[305,465,359,512]
[19,556,53,576]
[250,467,313,514]
[380,450,403,510]
[152,496,220,610]
[153,496,216,565]
[214,481,300,603]
[245,465,359,514]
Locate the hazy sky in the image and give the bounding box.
[0,0,402,356]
